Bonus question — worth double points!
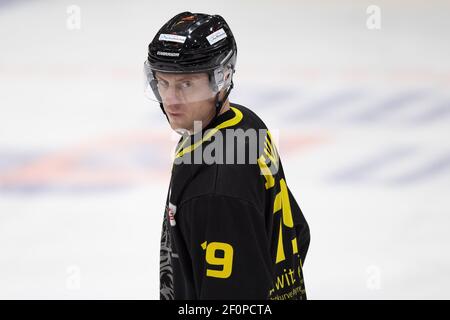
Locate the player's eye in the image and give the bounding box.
[157,80,169,89]
[180,81,192,89]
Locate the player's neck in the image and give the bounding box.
[187,99,231,135]
[218,99,231,115]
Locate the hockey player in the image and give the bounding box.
[144,11,310,300]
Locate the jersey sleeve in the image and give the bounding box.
[177,194,273,299]
[288,186,310,265]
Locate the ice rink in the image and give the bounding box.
[1,0,449,299]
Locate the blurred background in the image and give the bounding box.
[0,0,449,299]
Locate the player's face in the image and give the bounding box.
[155,72,216,134]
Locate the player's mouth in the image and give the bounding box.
[167,111,183,117]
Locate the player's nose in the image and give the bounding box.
[162,86,183,106]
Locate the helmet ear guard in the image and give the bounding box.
[209,50,236,93]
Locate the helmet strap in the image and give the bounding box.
[159,102,169,122]
[214,80,234,118]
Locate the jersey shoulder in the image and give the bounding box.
[179,104,271,211]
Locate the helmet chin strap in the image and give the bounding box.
[214,80,234,118]
[159,102,169,122]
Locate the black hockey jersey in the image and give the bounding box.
[159,103,310,300]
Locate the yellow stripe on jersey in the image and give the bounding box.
[274,178,296,264]
[258,154,276,189]
[174,106,243,159]
[291,237,298,254]
[174,135,191,156]
[257,130,280,189]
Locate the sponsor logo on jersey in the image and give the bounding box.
[167,202,177,226]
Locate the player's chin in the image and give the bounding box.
[169,119,191,133]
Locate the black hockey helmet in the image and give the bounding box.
[144,12,237,119]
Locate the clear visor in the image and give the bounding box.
[143,60,218,105]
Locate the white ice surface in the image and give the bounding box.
[0,0,449,299]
